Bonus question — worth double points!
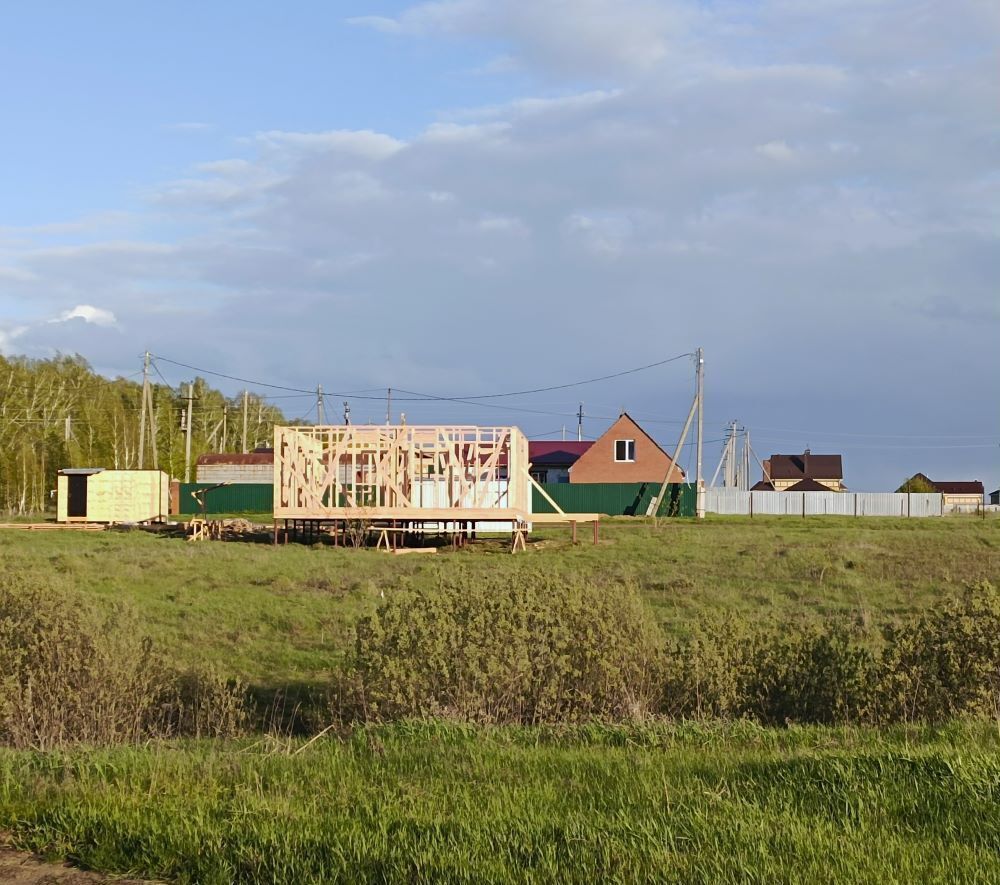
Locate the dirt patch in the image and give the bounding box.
[0,844,154,884]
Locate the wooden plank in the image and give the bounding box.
[524,468,565,515]
[529,512,601,524]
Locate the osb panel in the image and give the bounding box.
[60,471,169,524]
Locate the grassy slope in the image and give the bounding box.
[2,722,1000,883]
[1,516,997,690]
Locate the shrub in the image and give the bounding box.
[0,572,249,748]
[347,568,664,724]
[661,618,876,725]
[877,580,1000,723]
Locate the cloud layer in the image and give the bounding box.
[1,0,998,487]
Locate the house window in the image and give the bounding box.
[614,439,636,462]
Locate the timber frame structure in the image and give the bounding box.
[273,424,600,548]
[275,424,529,521]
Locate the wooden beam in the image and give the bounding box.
[524,467,565,515]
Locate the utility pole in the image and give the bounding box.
[242,390,249,453]
[710,420,734,488]
[723,420,735,488]
[184,383,194,483]
[343,401,351,424]
[696,347,705,519]
[562,425,566,441]
[64,415,72,442]
[316,385,325,426]
[577,403,584,441]
[386,388,392,424]
[138,352,149,468]
[137,351,158,469]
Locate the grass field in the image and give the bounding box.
[1,516,996,690]
[3,721,1000,883]
[2,516,999,882]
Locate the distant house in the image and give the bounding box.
[990,489,999,506]
[528,441,592,484]
[196,449,274,484]
[900,473,984,511]
[568,412,684,484]
[752,450,845,492]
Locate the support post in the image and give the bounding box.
[646,393,698,517]
[242,389,249,454]
[184,383,194,483]
[138,351,149,468]
[695,346,705,519]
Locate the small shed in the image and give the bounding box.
[57,469,170,524]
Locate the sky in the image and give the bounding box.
[0,0,997,491]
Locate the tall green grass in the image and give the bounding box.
[1,516,997,693]
[2,723,1000,883]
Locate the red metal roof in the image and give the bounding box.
[931,480,984,495]
[528,441,593,459]
[766,452,843,480]
[786,478,834,492]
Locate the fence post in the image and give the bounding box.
[749,492,753,519]
[802,493,806,518]
[854,494,858,518]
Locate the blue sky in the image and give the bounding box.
[1,0,998,490]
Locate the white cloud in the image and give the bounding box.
[0,325,28,355]
[756,140,797,162]
[0,266,37,282]
[2,0,998,488]
[253,129,404,160]
[350,0,694,76]
[52,304,119,328]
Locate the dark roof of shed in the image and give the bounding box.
[196,453,274,466]
[768,452,843,480]
[750,480,776,491]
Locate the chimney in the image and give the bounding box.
[804,449,810,476]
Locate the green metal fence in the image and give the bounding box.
[177,481,695,517]
[178,483,273,515]
[533,482,695,517]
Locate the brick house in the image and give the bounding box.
[568,412,684,484]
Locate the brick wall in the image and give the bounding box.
[570,414,684,484]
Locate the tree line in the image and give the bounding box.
[0,353,286,515]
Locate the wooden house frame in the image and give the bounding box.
[274,424,531,523]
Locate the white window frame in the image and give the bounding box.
[614,439,636,462]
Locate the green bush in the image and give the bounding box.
[878,580,1000,723]
[661,582,1000,726]
[662,618,875,725]
[347,568,664,724]
[0,572,249,748]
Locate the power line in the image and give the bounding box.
[393,353,694,401]
[750,424,997,440]
[150,351,694,404]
